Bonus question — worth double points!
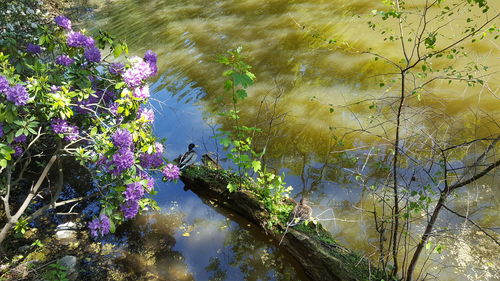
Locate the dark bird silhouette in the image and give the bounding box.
[201,153,222,170]
[178,143,198,170]
[288,198,312,226]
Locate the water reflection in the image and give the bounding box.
[82,0,500,280]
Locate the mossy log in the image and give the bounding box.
[181,166,386,281]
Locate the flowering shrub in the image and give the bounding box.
[0,14,179,243]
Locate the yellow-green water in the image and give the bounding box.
[82,0,500,280]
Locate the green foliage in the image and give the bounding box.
[42,262,69,281]
[14,218,29,237]
[0,14,163,241]
[215,48,293,227]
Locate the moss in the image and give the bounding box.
[25,250,48,263]
[293,223,387,280]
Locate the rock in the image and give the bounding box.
[18,245,31,253]
[56,221,78,231]
[59,255,78,280]
[55,229,77,240]
[55,222,79,241]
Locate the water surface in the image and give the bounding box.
[82,0,500,280]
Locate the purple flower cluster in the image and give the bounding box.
[84,47,101,63]
[133,85,150,99]
[0,76,8,93]
[120,200,139,219]
[88,214,111,237]
[51,119,80,142]
[55,55,74,66]
[14,134,27,143]
[26,43,42,54]
[138,107,154,122]
[13,146,23,157]
[112,128,133,149]
[109,63,124,75]
[144,50,157,64]
[123,182,145,202]
[162,163,180,181]
[139,152,163,168]
[0,123,3,138]
[67,31,94,48]
[55,15,72,30]
[5,84,29,106]
[139,142,164,168]
[144,50,158,77]
[123,59,153,88]
[109,103,119,115]
[139,171,155,191]
[155,142,164,154]
[112,148,134,175]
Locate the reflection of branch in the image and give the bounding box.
[448,159,500,192]
[26,193,99,223]
[443,136,498,151]
[404,12,500,72]
[442,204,500,246]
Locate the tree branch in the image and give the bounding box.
[442,204,500,246]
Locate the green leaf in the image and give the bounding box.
[220,137,231,147]
[0,159,7,168]
[235,89,247,100]
[113,44,123,58]
[109,219,116,233]
[251,160,261,172]
[115,82,125,89]
[227,183,237,192]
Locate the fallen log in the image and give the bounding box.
[180,165,386,281]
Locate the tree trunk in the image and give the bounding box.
[405,195,445,281]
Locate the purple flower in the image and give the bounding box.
[0,123,3,138]
[162,163,180,181]
[155,142,164,154]
[13,146,23,157]
[144,50,157,64]
[64,125,80,142]
[121,200,139,219]
[123,182,145,202]
[54,15,72,30]
[139,152,163,169]
[51,118,69,134]
[88,214,111,237]
[139,171,154,191]
[84,47,101,63]
[109,63,124,75]
[0,76,9,93]
[51,119,80,142]
[144,50,158,76]
[138,107,154,122]
[109,103,119,115]
[50,85,61,93]
[14,134,26,143]
[67,31,94,48]
[55,55,74,66]
[26,43,42,54]
[122,58,153,88]
[112,128,133,149]
[133,85,149,99]
[112,148,134,174]
[5,84,29,106]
